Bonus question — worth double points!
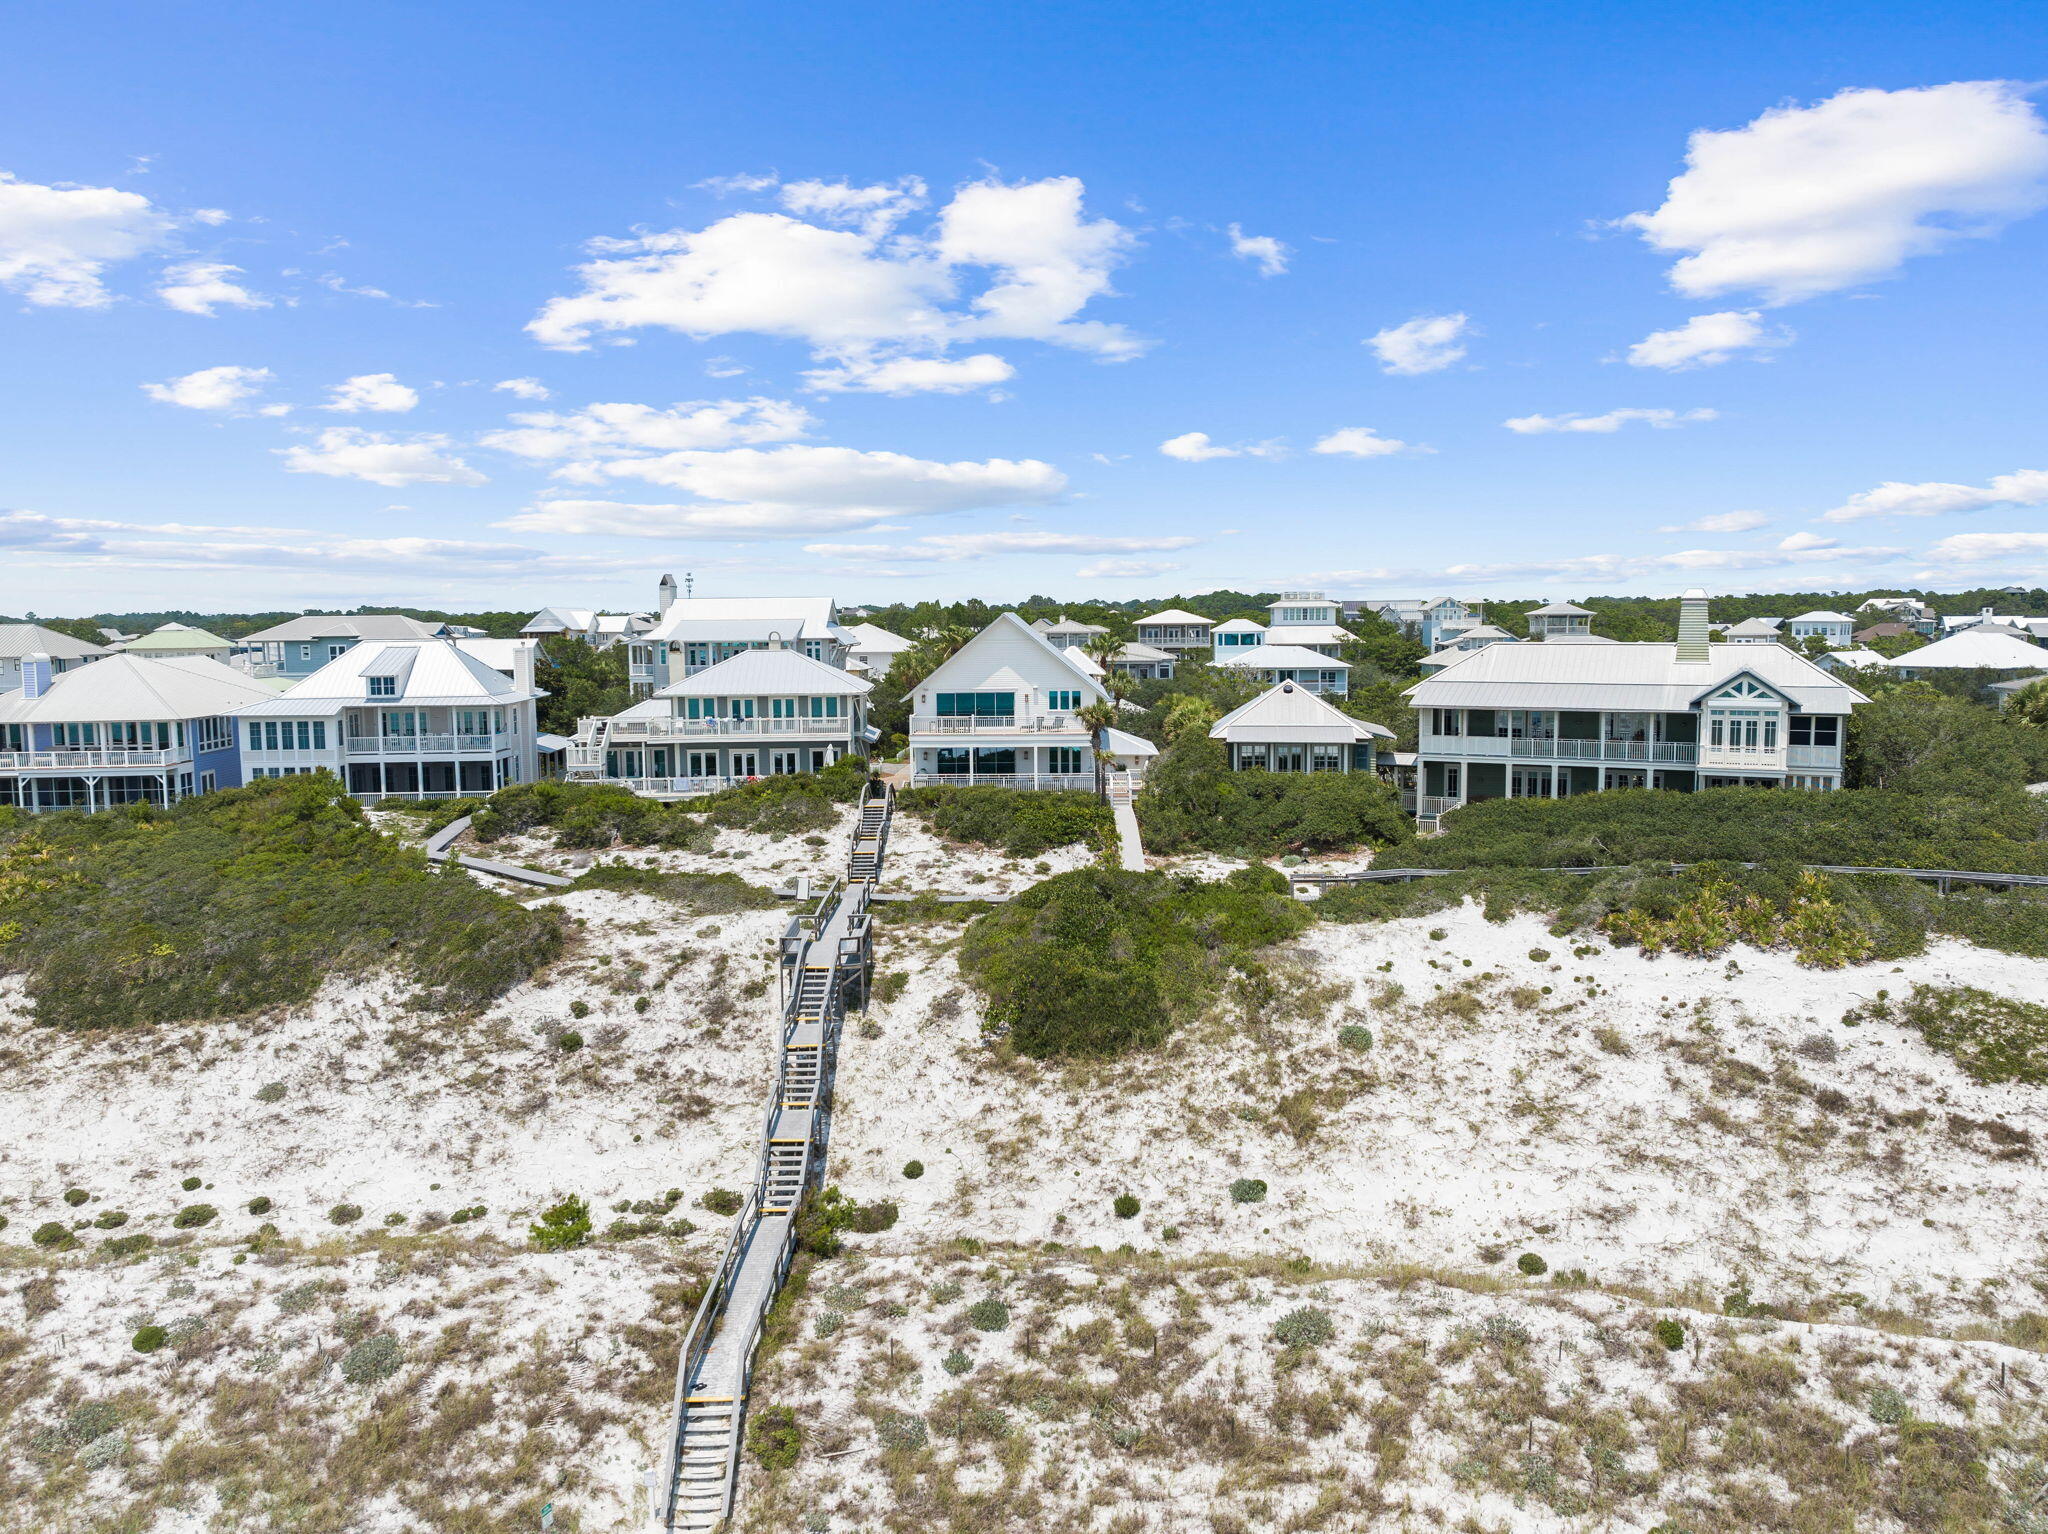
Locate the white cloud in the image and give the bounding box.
[1821,467,2048,522]
[480,397,813,463]
[279,428,487,487]
[1312,426,1414,458]
[802,352,1014,395]
[529,175,1143,389]
[0,170,177,307]
[1368,313,1471,375]
[157,260,270,316]
[323,373,420,413]
[1076,557,1184,581]
[314,272,436,307]
[1159,432,1284,462]
[696,172,779,195]
[498,444,1065,539]
[1504,407,1718,434]
[493,376,552,400]
[1227,223,1289,276]
[1626,310,1790,370]
[1925,530,2048,563]
[779,177,927,233]
[704,357,747,378]
[142,365,275,411]
[1623,81,2048,305]
[1778,531,1835,551]
[802,531,1200,562]
[1658,509,1770,533]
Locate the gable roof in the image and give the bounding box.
[846,622,914,654]
[1723,617,1783,636]
[643,595,844,644]
[1113,642,1176,663]
[1887,627,2048,670]
[1211,644,1352,672]
[1405,639,1865,713]
[656,646,872,697]
[1526,601,1594,617]
[243,613,447,643]
[121,623,234,653]
[0,654,279,723]
[522,607,595,632]
[920,612,1109,700]
[1816,647,1891,670]
[0,623,107,661]
[1790,610,1855,624]
[238,639,539,715]
[1137,609,1213,626]
[1210,680,1392,744]
[1211,618,1267,634]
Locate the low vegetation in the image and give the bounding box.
[959,866,1311,1057]
[1137,731,1411,856]
[470,758,870,848]
[894,785,1112,857]
[568,861,781,913]
[0,776,562,1029]
[1847,984,2048,1084]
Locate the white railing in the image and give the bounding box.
[1419,734,1697,763]
[909,714,1081,734]
[354,790,475,803]
[593,775,741,797]
[0,748,186,769]
[601,716,847,740]
[1699,748,1788,772]
[909,771,1127,792]
[345,734,502,757]
[1785,745,1841,769]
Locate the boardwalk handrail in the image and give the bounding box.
[656,1181,761,1527]
[1289,861,2048,889]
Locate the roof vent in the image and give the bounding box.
[1676,588,1711,664]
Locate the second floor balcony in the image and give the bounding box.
[345,733,504,757]
[1419,732,1698,764]
[909,713,1084,734]
[0,746,189,770]
[597,714,857,740]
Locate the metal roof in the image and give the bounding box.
[845,622,913,653]
[1211,618,1267,633]
[643,595,844,644]
[1136,609,1213,626]
[0,654,279,723]
[1114,642,1175,663]
[1210,681,1392,744]
[242,613,447,643]
[119,624,234,653]
[1526,601,1594,617]
[1723,617,1784,636]
[1264,623,1355,647]
[238,639,538,714]
[1790,610,1855,623]
[1211,644,1352,671]
[1888,628,2048,670]
[655,647,872,697]
[1405,640,1865,713]
[0,623,107,661]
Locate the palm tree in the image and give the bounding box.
[1074,701,1117,800]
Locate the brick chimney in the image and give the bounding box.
[1675,589,1711,664]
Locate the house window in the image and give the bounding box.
[327,644,348,660]
[1046,690,1081,712]
[808,696,840,718]
[934,692,1015,717]
[367,675,396,697]
[684,697,717,719]
[770,698,799,718]
[299,645,313,660]
[1047,746,1084,774]
[1789,715,1839,747]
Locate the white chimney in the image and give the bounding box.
[21,652,51,699]
[658,573,677,614]
[1675,589,1711,663]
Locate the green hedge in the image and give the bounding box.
[569,862,781,913]
[1136,732,1411,856]
[894,786,1113,857]
[471,757,870,849]
[959,866,1311,1056]
[0,776,562,1029]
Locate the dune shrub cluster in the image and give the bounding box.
[895,785,1113,858]
[1136,733,1412,856]
[470,758,869,849]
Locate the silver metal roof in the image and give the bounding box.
[654,647,872,697]
[1210,680,1392,743]
[1405,640,1866,713]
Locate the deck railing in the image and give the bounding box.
[908,715,1081,734]
[0,748,187,769]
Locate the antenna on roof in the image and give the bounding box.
[685,571,695,600]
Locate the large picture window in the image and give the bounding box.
[934,692,1014,717]
[1789,715,1839,747]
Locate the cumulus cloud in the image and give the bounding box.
[322,373,420,414]
[1312,427,1415,458]
[1227,224,1289,276]
[279,429,487,487]
[1368,313,1471,375]
[1159,432,1284,462]
[142,365,275,411]
[480,397,812,465]
[528,175,1140,397]
[803,352,1014,395]
[1626,311,1790,370]
[0,169,178,306]
[1821,467,2048,523]
[802,531,1200,562]
[157,260,270,316]
[1623,82,2048,304]
[493,377,552,400]
[1925,530,2048,563]
[1658,509,1770,533]
[1778,531,1835,551]
[1504,407,1718,434]
[1077,557,1184,580]
[498,444,1066,540]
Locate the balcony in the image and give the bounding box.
[1785,744,1842,770]
[0,747,187,770]
[910,770,1116,792]
[909,714,1082,734]
[345,734,501,757]
[1699,746,1788,774]
[1419,734,1697,764]
[602,716,852,740]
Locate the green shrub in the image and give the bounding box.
[793,1187,896,1257]
[254,1082,286,1103]
[63,1188,88,1206]
[1654,1318,1686,1351]
[568,861,782,913]
[1849,985,2048,1083]
[871,971,909,1004]
[942,1348,972,1375]
[1113,1194,1140,1219]
[874,1409,929,1451]
[327,1203,363,1225]
[556,1030,584,1052]
[181,1176,202,1191]
[700,1188,745,1217]
[102,1233,152,1258]
[0,776,563,1029]
[1517,1252,1548,1276]
[748,1404,802,1471]
[902,1160,924,1180]
[1869,1386,1911,1425]
[1272,1306,1336,1348]
[91,1209,127,1229]
[896,785,1113,857]
[966,1298,1011,1331]
[1136,731,1412,856]
[960,866,1310,1058]
[131,1325,167,1354]
[172,1204,217,1229]
[340,1334,402,1385]
[1337,1024,1373,1051]
[529,1195,593,1251]
[1229,1178,1268,1204]
[31,1221,74,1249]
[247,1197,272,1216]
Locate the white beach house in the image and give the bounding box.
[907,612,1156,789]
[1209,680,1393,772]
[639,592,857,696]
[1403,590,1865,821]
[1524,601,1595,640]
[1210,643,1352,696]
[1133,609,1215,653]
[0,623,107,693]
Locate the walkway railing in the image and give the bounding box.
[1288,861,2048,892]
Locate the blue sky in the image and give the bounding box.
[3,0,2046,614]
